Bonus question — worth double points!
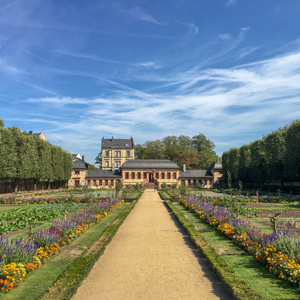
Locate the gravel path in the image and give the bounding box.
[72,190,232,300]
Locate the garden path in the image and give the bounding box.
[72,190,232,300]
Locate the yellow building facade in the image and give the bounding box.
[122,159,180,188]
[101,137,135,170]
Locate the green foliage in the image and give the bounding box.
[88,164,97,170]
[0,119,4,127]
[114,181,123,196]
[228,148,240,184]
[134,133,218,169]
[122,185,134,200]
[161,182,167,191]
[249,140,266,188]
[284,120,300,181]
[238,145,251,187]
[179,184,187,196]
[0,207,63,234]
[0,125,73,188]
[94,152,102,167]
[264,130,285,183]
[0,127,18,178]
[222,119,300,190]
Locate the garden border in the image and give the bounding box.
[164,199,262,300]
[39,199,137,300]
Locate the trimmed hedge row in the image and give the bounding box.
[0,123,72,192]
[222,120,300,191]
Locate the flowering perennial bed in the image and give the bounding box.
[0,197,123,294]
[0,194,108,205]
[180,197,300,287]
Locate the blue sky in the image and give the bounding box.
[1,0,300,164]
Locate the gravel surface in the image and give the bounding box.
[72,190,232,300]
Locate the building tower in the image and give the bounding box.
[101,137,135,170]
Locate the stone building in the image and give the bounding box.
[122,159,179,188]
[28,131,47,141]
[68,157,88,187]
[101,137,134,170]
[68,137,223,189]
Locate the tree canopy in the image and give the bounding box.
[135,133,218,169]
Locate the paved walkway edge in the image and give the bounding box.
[40,200,138,300]
[164,199,262,300]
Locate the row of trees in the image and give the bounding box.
[0,120,73,192]
[135,133,219,169]
[222,120,300,190]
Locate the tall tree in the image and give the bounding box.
[162,136,178,147]
[192,133,215,152]
[227,148,240,186]
[143,140,166,159]
[249,140,266,188]
[178,135,192,147]
[264,130,285,185]
[222,151,231,186]
[238,145,251,188]
[135,133,218,169]
[284,120,300,181]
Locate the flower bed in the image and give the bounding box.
[0,197,123,294]
[180,196,300,287]
[0,195,111,205]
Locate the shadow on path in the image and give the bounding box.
[162,201,233,300]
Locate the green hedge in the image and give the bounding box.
[222,120,300,190]
[0,123,72,191]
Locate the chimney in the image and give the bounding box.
[29,131,33,135]
[131,137,134,147]
[183,164,186,172]
[82,155,85,161]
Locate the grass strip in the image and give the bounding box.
[177,204,298,299]
[165,200,262,300]
[166,200,299,299]
[2,200,137,300]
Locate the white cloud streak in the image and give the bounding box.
[21,49,300,162]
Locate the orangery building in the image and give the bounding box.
[68,137,223,189]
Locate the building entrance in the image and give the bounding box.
[149,173,154,182]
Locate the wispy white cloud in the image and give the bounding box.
[0,58,26,74]
[14,80,59,96]
[129,7,165,26]
[54,50,161,69]
[22,49,300,162]
[226,0,238,6]
[219,33,231,40]
[237,46,260,59]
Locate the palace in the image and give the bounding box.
[68,137,223,189]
